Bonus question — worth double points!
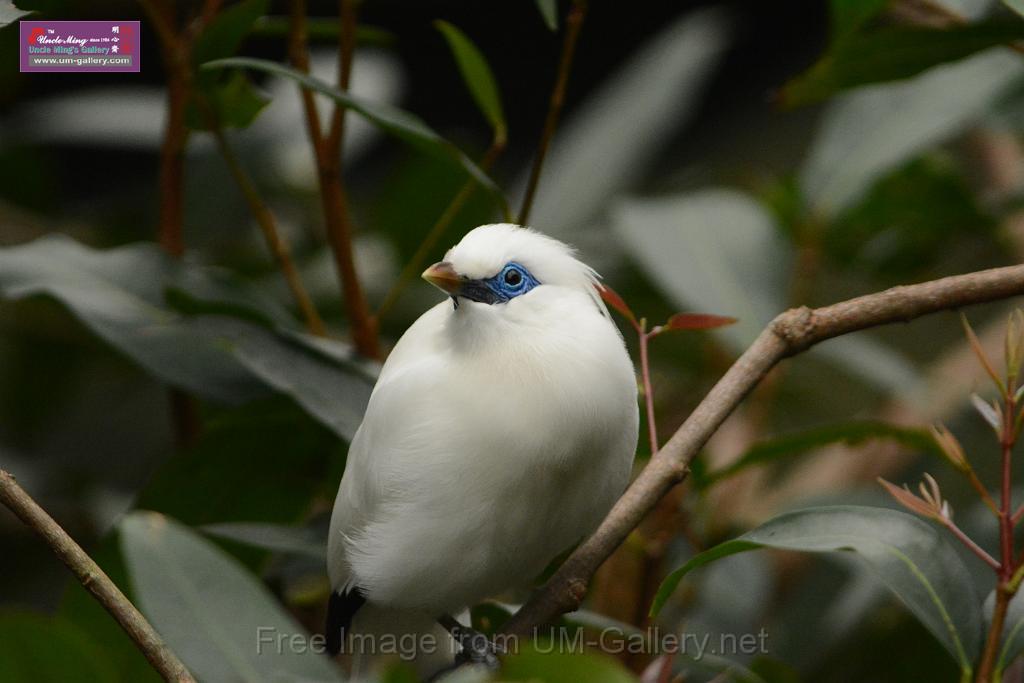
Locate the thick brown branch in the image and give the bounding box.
[0,470,195,682]
[501,263,1024,634]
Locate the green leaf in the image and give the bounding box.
[660,312,737,332]
[203,57,508,214]
[192,0,269,68]
[201,522,327,560]
[0,1,30,27]
[781,21,1024,108]
[829,0,888,38]
[611,189,918,392]
[698,421,942,489]
[535,0,558,31]
[0,235,264,403]
[186,71,270,130]
[58,540,162,683]
[799,48,1024,216]
[1006,0,1024,18]
[57,399,341,679]
[825,155,995,277]
[120,511,344,683]
[203,318,372,440]
[612,189,786,350]
[188,0,271,130]
[0,236,374,440]
[651,506,983,675]
[662,652,768,683]
[501,642,636,682]
[0,610,119,683]
[138,398,341,529]
[251,16,395,46]
[520,9,730,235]
[434,20,506,139]
[988,589,1024,675]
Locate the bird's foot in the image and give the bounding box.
[437,614,503,670]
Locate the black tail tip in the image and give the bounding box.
[325,588,366,656]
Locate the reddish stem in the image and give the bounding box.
[638,322,658,455]
[1000,393,1017,582]
[943,519,1000,570]
[977,390,1020,682]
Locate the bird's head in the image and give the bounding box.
[421,224,606,315]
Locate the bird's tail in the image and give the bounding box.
[325,588,366,656]
[327,600,458,679]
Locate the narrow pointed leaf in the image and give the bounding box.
[651,506,982,673]
[963,313,1005,391]
[972,394,1003,433]
[829,0,889,38]
[799,49,1023,215]
[525,9,730,236]
[1003,0,1024,18]
[434,20,506,138]
[597,284,636,326]
[121,511,343,682]
[201,522,326,560]
[781,21,1024,108]
[661,312,737,332]
[0,1,30,27]
[993,589,1024,675]
[535,0,558,31]
[204,57,507,212]
[696,421,941,488]
[192,0,268,68]
[251,17,395,45]
[878,478,938,519]
[0,236,374,440]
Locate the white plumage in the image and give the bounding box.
[327,224,638,665]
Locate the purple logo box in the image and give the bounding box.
[20,20,140,73]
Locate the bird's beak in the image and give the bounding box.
[422,261,463,295]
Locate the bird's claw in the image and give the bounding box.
[450,624,503,669]
[426,626,503,682]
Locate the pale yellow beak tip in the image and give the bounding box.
[422,261,462,295]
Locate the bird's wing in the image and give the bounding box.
[326,302,450,591]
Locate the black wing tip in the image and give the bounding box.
[325,587,367,656]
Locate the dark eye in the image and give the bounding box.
[504,268,523,287]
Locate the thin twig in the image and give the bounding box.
[500,263,1024,635]
[288,0,379,358]
[138,0,204,448]
[942,519,1000,571]
[326,0,356,152]
[375,138,505,320]
[978,388,1022,682]
[518,0,587,225]
[139,0,191,257]
[0,470,196,683]
[210,125,327,336]
[638,322,659,455]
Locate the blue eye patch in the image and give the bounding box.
[454,262,541,307]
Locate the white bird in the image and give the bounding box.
[326,224,639,671]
